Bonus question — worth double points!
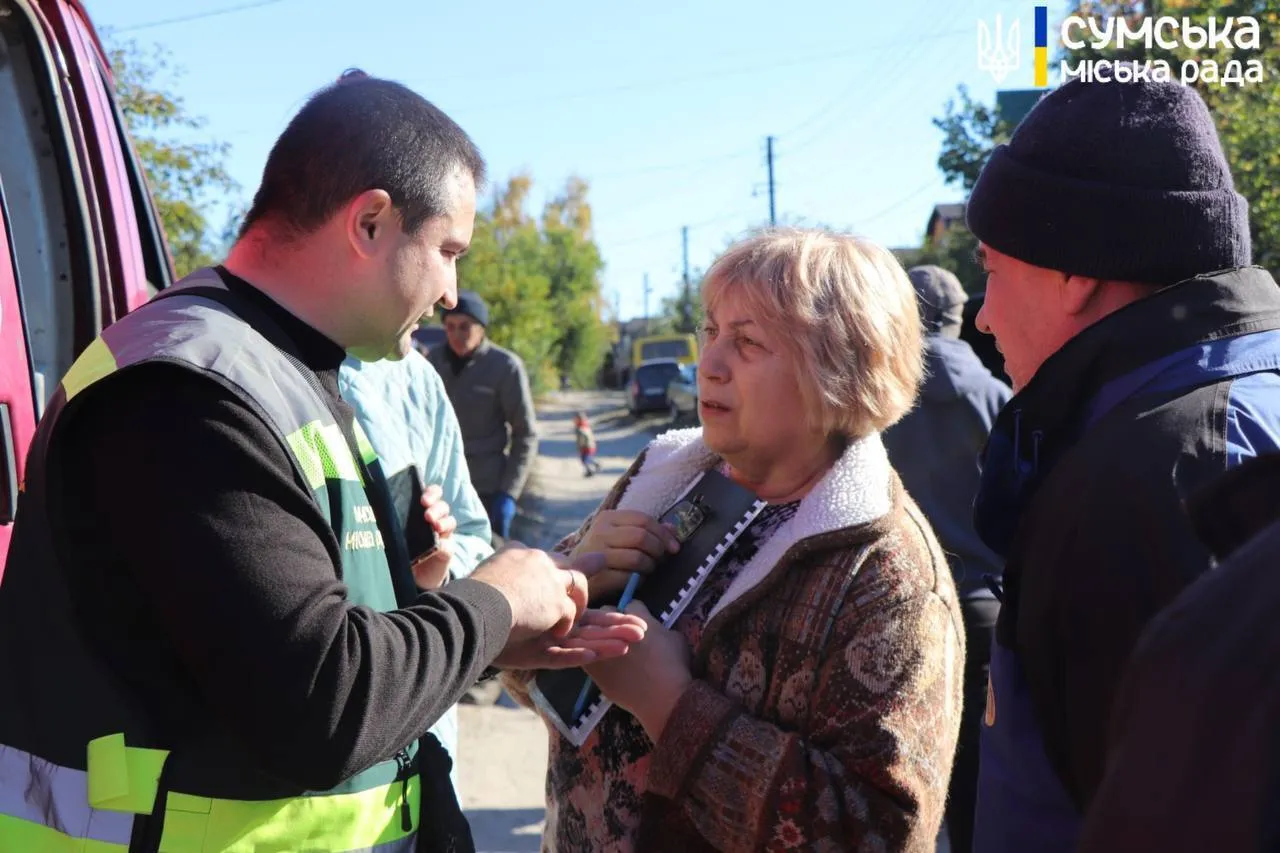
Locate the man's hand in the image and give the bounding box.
[411,485,457,590]
[493,609,648,670]
[470,542,605,642]
[571,510,680,601]
[472,543,648,668]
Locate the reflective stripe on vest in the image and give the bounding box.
[0,741,418,853]
[61,298,379,493]
[62,270,365,485]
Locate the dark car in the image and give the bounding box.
[960,291,1011,386]
[628,359,682,416]
[667,362,698,425]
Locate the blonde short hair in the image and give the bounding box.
[702,228,924,438]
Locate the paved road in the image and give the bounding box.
[459,390,668,852]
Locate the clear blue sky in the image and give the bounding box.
[88,0,1052,319]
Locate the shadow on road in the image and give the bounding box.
[465,808,546,853]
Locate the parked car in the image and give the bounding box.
[0,0,173,577]
[627,358,682,416]
[667,362,698,425]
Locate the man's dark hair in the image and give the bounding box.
[239,69,485,239]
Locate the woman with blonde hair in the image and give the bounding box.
[508,227,964,852]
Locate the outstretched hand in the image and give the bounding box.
[493,608,648,670]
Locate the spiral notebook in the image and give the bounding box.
[529,468,766,746]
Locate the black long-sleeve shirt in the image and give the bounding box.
[49,274,512,791]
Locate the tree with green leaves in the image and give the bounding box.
[649,271,703,335]
[933,85,1011,194]
[455,174,610,393]
[912,84,1014,293]
[109,40,238,276]
[541,177,611,388]
[903,227,984,294]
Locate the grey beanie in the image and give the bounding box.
[966,77,1251,286]
[443,290,489,327]
[908,265,966,336]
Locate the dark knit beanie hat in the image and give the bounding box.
[966,77,1251,286]
[443,290,489,327]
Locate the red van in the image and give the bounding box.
[0,0,172,574]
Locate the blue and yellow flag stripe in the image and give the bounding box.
[1034,6,1049,87]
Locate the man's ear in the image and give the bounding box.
[1061,274,1103,317]
[346,189,395,259]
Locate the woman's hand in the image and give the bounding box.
[583,602,693,741]
[571,510,681,601]
[493,607,648,670]
[412,485,458,589]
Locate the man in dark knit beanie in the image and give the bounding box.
[966,78,1280,853]
[427,291,539,545]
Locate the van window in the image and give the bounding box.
[0,2,81,411]
[640,339,691,361]
[636,361,681,387]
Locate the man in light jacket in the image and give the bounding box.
[341,350,494,796]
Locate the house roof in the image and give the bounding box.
[926,202,966,238]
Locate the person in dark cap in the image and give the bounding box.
[427,290,538,543]
[966,76,1280,853]
[883,264,1010,853]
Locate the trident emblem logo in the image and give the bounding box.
[978,13,1021,83]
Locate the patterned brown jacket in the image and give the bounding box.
[509,428,965,852]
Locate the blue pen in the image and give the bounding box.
[570,572,645,720]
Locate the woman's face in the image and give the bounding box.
[698,289,820,471]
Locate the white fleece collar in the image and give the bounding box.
[614,428,893,622]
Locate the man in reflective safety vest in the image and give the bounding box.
[0,71,644,853]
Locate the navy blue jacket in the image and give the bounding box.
[884,335,1011,600]
[972,267,1280,853]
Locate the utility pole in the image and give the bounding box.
[681,226,691,332]
[766,135,776,226]
[642,273,652,335]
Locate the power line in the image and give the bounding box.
[595,12,961,222]
[208,23,973,134]
[587,148,757,183]
[607,210,749,251]
[212,41,880,122]
[855,177,944,227]
[427,36,911,91]
[774,24,970,143]
[114,0,285,33]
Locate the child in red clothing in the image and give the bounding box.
[573,411,604,477]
